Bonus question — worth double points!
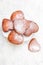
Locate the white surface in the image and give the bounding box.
[0,0,43,65]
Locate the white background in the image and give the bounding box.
[0,0,43,65]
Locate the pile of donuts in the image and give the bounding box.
[2,10,40,52]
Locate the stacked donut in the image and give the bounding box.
[2,10,40,52]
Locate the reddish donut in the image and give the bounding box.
[8,31,24,45]
[24,21,39,36]
[2,18,13,32]
[10,10,24,21]
[28,38,40,52]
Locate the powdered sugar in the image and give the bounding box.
[14,19,27,34]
